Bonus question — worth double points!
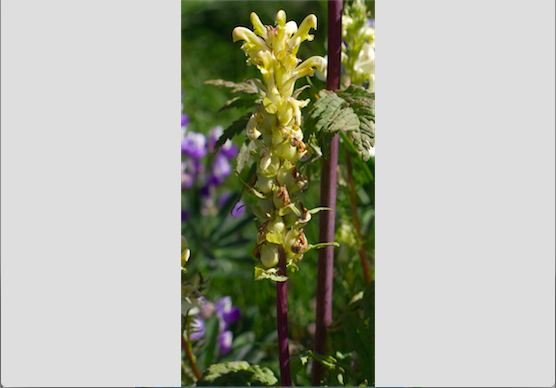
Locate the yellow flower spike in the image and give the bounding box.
[250,12,267,38]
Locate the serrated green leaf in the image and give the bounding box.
[338,85,375,161]
[307,90,359,151]
[308,85,376,161]
[219,94,261,113]
[196,361,278,387]
[215,115,249,151]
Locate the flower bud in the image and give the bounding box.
[181,249,190,267]
[246,113,262,140]
[259,149,280,178]
[272,127,286,145]
[275,10,287,27]
[283,210,298,227]
[267,216,285,233]
[277,101,294,125]
[255,172,274,194]
[276,161,295,188]
[298,204,311,224]
[291,230,308,254]
[250,12,267,38]
[260,243,279,268]
[275,139,298,161]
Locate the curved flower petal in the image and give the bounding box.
[219,330,233,355]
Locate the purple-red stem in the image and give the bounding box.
[276,245,291,387]
[312,0,343,386]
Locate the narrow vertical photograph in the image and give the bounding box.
[180,1,375,386]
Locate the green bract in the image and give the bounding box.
[232,10,326,278]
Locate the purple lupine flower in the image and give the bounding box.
[366,18,375,28]
[208,126,223,152]
[181,210,189,222]
[182,132,207,159]
[208,153,232,186]
[219,193,246,218]
[199,297,215,319]
[189,318,205,341]
[219,330,233,355]
[215,296,241,331]
[181,162,193,189]
[182,113,189,127]
[220,140,238,159]
[231,201,246,217]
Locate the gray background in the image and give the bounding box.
[376,0,555,386]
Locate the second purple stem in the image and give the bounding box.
[312,0,343,386]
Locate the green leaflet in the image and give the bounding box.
[196,361,278,387]
[218,94,261,113]
[307,85,376,162]
[308,206,334,215]
[204,78,259,94]
[254,266,288,282]
[214,115,250,152]
[306,242,340,251]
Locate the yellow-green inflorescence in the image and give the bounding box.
[342,0,375,91]
[232,10,326,273]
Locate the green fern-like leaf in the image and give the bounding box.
[215,115,250,152]
[218,94,261,113]
[204,78,259,94]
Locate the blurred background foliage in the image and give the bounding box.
[181,1,375,386]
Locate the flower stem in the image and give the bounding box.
[276,244,292,387]
[182,331,202,380]
[312,0,343,385]
[346,151,372,284]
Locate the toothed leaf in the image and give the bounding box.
[215,115,249,152]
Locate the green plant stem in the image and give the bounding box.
[182,331,202,380]
[346,151,372,284]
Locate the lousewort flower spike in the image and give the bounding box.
[231,10,336,281]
